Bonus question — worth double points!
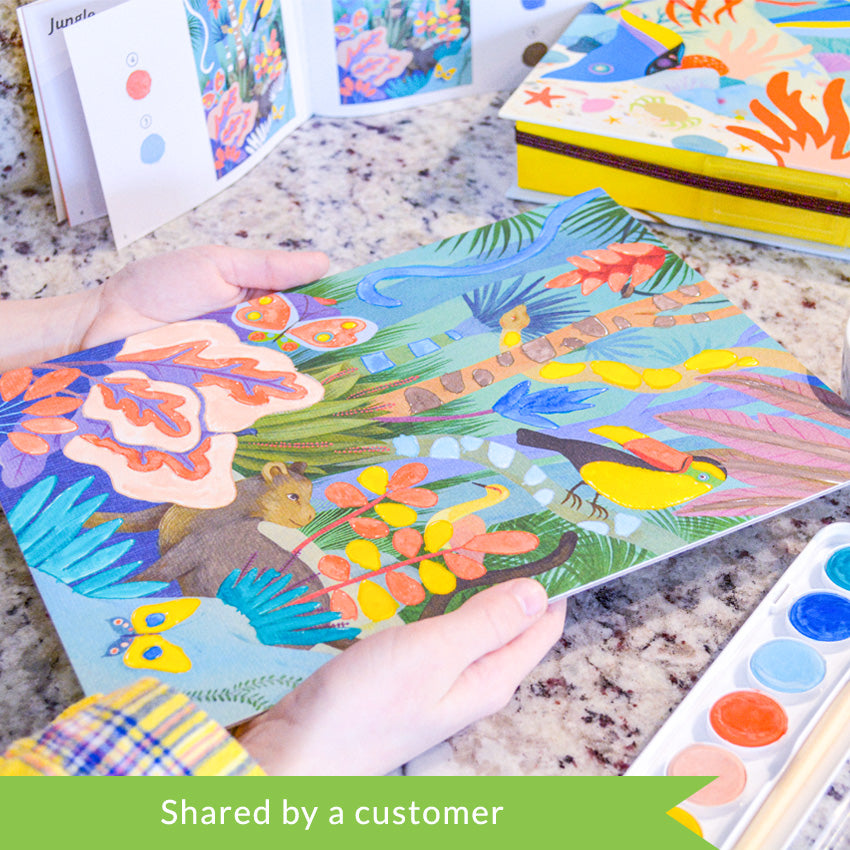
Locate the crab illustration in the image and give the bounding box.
[630,95,701,130]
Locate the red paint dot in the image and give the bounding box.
[126,70,152,100]
[709,690,788,748]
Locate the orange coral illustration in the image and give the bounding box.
[665,0,743,27]
[704,28,811,80]
[728,72,850,173]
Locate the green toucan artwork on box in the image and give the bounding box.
[4,188,850,726]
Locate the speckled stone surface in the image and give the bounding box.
[2,13,850,842]
[0,1,48,192]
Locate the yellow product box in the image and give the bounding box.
[500,1,850,249]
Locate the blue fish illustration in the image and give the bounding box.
[544,9,683,83]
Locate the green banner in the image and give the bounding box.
[1,776,712,849]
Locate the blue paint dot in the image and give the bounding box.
[826,548,850,591]
[671,135,728,157]
[789,592,850,642]
[749,638,826,693]
[144,612,167,628]
[140,133,165,164]
[142,645,164,661]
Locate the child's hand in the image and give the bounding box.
[82,246,329,349]
[235,578,567,775]
[0,246,329,371]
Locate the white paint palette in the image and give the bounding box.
[628,523,850,848]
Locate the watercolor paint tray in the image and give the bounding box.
[627,523,850,848]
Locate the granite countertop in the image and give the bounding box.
[2,37,850,844]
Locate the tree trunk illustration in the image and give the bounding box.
[379,280,744,417]
[227,0,247,70]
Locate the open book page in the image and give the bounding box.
[305,0,584,118]
[63,0,312,248]
[4,190,850,726]
[16,0,122,225]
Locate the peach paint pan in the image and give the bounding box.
[627,523,850,849]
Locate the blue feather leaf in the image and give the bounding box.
[217,567,359,646]
[20,493,107,556]
[522,386,605,413]
[499,409,562,429]
[86,582,170,599]
[73,561,147,593]
[60,539,137,582]
[39,519,126,575]
[26,511,113,569]
[6,476,57,532]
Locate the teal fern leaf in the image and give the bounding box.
[7,476,167,597]
[217,568,360,646]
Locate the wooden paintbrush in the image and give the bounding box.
[731,677,850,850]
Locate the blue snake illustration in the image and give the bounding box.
[184,0,215,75]
[356,192,600,308]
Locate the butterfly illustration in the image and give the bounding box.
[105,598,200,674]
[233,292,378,352]
[272,103,286,121]
[434,62,457,81]
[334,7,368,40]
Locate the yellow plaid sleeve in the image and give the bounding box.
[0,678,265,776]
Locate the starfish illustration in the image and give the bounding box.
[524,86,565,108]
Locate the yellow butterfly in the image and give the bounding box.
[106,598,200,674]
[434,63,457,81]
[272,104,286,121]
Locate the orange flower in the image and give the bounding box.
[546,242,667,297]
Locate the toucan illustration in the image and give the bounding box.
[543,8,684,83]
[516,425,726,516]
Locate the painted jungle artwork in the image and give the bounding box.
[185,0,295,178]
[5,188,850,724]
[500,0,850,177]
[332,0,472,104]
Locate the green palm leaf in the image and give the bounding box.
[435,209,548,258]
[646,509,743,544]
[538,528,654,595]
[561,194,640,244]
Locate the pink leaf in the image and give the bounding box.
[330,590,358,621]
[443,551,487,580]
[388,462,428,489]
[447,515,485,548]
[23,368,81,401]
[460,530,539,555]
[349,517,389,539]
[392,527,423,559]
[701,372,850,431]
[387,487,438,508]
[386,571,426,606]
[658,408,850,471]
[318,555,350,582]
[325,481,368,507]
[675,487,807,517]
[0,367,32,402]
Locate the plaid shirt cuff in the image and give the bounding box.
[1,678,265,776]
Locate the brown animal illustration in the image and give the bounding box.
[86,462,323,599]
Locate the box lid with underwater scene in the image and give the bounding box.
[5,188,850,726]
[499,0,850,248]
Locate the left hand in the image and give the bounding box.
[82,245,330,349]
[0,246,329,371]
